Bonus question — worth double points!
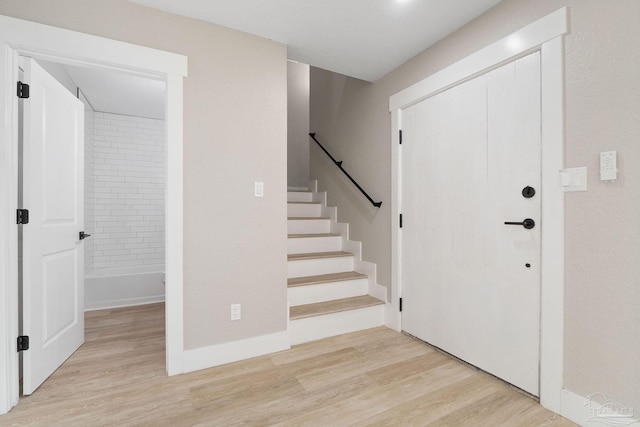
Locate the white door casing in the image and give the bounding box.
[21,58,85,395]
[401,52,541,395]
[0,15,187,414]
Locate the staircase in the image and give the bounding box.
[287,181,386,345]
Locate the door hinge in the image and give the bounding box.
[16,209,29,224]
[399,298,403,312]
[399,129,403,145]
[399,213,403,228]
[17,336,29,352]
[17,81,30,99]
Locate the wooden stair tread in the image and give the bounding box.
[287,189,311,192]
[288,271,368,288]
[288,233,341,238]
[290,295,384,320]
[287,201,320,205]
[288,251,353,261]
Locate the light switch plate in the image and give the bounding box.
[559,167,588,192]
[600,151,617,181]
[231,304,241,321]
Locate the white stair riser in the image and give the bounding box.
[288,278,369,306]
[287,219,330,234]
[289,305,385,345]
[288,256,354,278]
[287,203,321,217]
[287,236,342,254]
[287,192,313,202]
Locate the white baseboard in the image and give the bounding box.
[85,295,165,311]
[182,330,290,373]
[85,270,165,311]
[560,389,639,427]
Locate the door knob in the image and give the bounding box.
[504,218,535,229]
[79,231,92,240]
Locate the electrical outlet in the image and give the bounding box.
[230,304,241,321]
[254,181,264,198]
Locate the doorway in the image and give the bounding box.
[0,15,187,414]
[17,57,168,395]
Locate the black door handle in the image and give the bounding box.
[504,218,535,229]
[79,231,92,240]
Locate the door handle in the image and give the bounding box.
[79,231,92,240]
[504,218,535,229]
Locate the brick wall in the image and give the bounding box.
[86,112,165,272]
[83,102,94,273]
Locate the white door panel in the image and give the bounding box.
[401,52,541,395]
[22,58,84,395]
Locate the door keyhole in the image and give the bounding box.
[522,186,536,198]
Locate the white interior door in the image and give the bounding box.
[22,58,85,395]
[401,52,541,395]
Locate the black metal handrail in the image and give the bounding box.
[309,133,382,208]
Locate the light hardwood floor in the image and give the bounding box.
[3,303,576,426]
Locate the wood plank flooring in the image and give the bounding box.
[2,303,576,426]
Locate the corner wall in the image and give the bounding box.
[310,0,640,416]
[0,0,288,352]
[287,61,310,187]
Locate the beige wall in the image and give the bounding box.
[311,0,639,411]
[287,61,310,188]
[0,0,288,349]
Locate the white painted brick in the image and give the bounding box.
[93,261,118,269]
[85,112,165,270]
[110,255,137,262]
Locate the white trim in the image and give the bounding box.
[0,15,186,77]
[165,73,184,376]
[182,331,290,373]
[561,390,640,427]
[0,45,19,416]
[386,109,402,332]
[538,35,565,414]
[389,8,567,112]
[389,7,568,413]
[0,14,187,414]
[85,297,165,312]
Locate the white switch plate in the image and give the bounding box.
[254,181,264,198]
[600,150,617,181]
[230,304,241,321]
[559,167,588,192]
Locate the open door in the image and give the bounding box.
[21,58,85,395]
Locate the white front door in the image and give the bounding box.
[401,52,541,395]
[21,58,85,395]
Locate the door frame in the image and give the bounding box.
[388,8,568,412]
[0,15,187,414]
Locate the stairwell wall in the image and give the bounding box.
[287,61,310,188]
[310,0,640,415]
[0,0,288,350]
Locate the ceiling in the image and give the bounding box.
[65,65,165,120]
[35,1,504,119]
[128,0,503,82]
